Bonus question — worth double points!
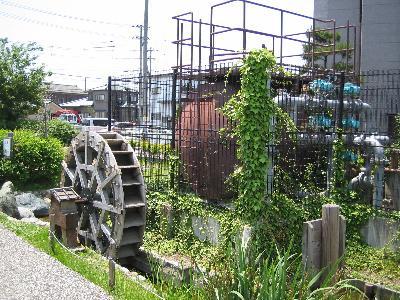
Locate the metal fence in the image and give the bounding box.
[109,66,400,211]
[360,70,400,135]
[105,0,400,208]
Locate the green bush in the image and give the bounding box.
[0,129,64,189]
[15,119,78,145]
[130,139,171,155]
[47,119,78,145]
[14,119,42,132]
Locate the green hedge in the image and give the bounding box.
[0,130,64,189]
[16,119,78,145]
[130,139,171,155]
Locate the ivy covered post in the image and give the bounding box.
[221,49,294,222]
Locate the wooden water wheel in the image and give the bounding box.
[60,131,146,262]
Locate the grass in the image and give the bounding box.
[0,212,160,300]
[0,212,209,300]
[345,241,400,292]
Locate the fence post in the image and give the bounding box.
[108,258,115,289]
[303,204,346,285]
[322,204,340,270]
[49,222,55,253]
[265,79,274,198]
[170,69,178,189]
[337,71,345,132]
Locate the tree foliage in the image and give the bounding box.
[0,38,48,129]
[16,119,78,145]
[303,28,353,71]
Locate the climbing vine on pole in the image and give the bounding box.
[220,49,295,222]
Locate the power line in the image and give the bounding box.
[49,72,104,80]
[113,57,156,60]
[0,0,138,27]
[44,45,142,53]
[0,10,132,38]
[7,38,141,53]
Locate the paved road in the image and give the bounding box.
[0,225,111,300]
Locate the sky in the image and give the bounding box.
[0,0,314,91]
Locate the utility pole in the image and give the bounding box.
[143,0,149,123]
[149,48,152,77]
[138,25,143,120]
[107,76,112,131]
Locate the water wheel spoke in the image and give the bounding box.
[72,169,78,186]
[98,169,118,191]
[77,207,89,232]
[89,213,103,252]
[89,168,98,193]
[100,223,115,245]
[89,142,105,192]
[72,144,88,189]
[96,210,106,236]
[98,187,111,204]
[93,199,121,214]
[61,161,75,183]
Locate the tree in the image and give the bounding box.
[303,28,353,71]
[0,38,49,129]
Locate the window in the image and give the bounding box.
[151,113,161,121]
[96,111,106,118]
[95,94,105,101]
[151,87,161,95]
[93,119,108,126]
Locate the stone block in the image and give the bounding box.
[191,216,220,245]
[160,203,174,238]
[360,217,400,250]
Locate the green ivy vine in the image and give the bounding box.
[220,49,295,222]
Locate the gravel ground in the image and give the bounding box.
[0,225,111,300]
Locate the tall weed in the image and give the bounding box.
[213,239,365,300]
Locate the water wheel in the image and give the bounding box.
[60,131,146,262]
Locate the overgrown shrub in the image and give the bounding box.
[130,139,171,155]
[47,119,78,145]
[145,190,243,266]
[0,129,64,189]
[15,119,78,145]
[15,119,42,132]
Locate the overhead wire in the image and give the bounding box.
[0,10,132,38]
[0,2,155,86]
[0,0,139,28]
[7,38,142,54]
[50,72,104,80]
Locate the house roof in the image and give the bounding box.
[120,101,137,108]
[46,83,87,95]
[60,97,93,107]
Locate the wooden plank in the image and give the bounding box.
[339,215,346,258]
[322,204,340,269]
[302,218,322,274]
[109,258,115,289]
